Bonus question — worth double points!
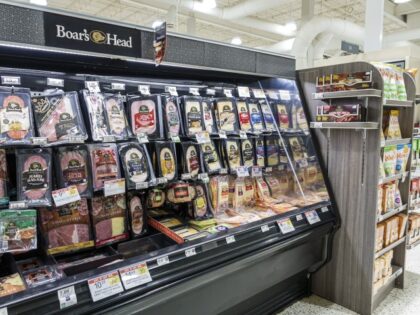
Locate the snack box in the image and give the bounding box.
[316,104,362,122]
[330,71,373,91]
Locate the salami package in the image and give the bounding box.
[200,141,222,174]
[153,142,177,182]
[89,143,121,191]
[254,137,266,167]
[248,100,264,133]
[180,142,201,178]
[241,139,255,168]
[118,142,154,190]
[265,136,280,167]
[39,199,94,255]
[259,100,276,131]
[126,192,147,238]
[17,148,52,207]
[32,91,87,144]
[202,98,217,134]
[103,94,130,140]
[0,149,8,205]
[56,145,92,198]
[214,98,239,134]
[179,96,205,137]
[162,96,182,138]
[80,90,108,141]
[236,99,252,132]
[0,87,34,145]
[128,94,163,140]
[91,194,129,247]
[223,139,242,173]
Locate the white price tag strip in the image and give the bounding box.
[0,308,7,315]
[261,224,270,233]
[312,122,323,128]
[239,130,248,139]
[189,87,200,96]
[166,86,178,96]
[253,89,265,98]
[279,90,291,101]
[218,130,227,139]
[198,173,209,182]
[305,210,321,225]
[58,285,77,309]
[88,271,124,302]
[206,88,216,95]
[85,81,101,93]
[138,85,151,95]
[277,218,295,234]
[224,89,233,97]
[47,78,64,87]
[136,182,149,190]
[111,82,125,90]
[237,86,251,98]
[314,92,324,99]
[157,256,170,266]
[265,167,273,173]
[156,177,168,185]
[31,137,48,145]
[104,179,126,197]
[251,166,262,177]
[226,235,236,244]
[195,131,210,144]
[296,214,303,221]
[268,91,279,100]
[52,186,81,207]
[236,166,250,177]
[119,262,152,290]
[67,135,85,143]
[321,207,329,213]
[185,248,197,257]
[137,133,149,144]
[1,76,20,85]
[181,173,192,180]
[9,201,27,210]
[170,135,180,143]
[219,168,228,175]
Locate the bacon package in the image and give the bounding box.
[80,90,108,141]
[236,100,252,132]
[0,87,34,145]
[103,94,130,140]
[162,96,182,138]
[91,194,128,247]
[31,91,87,144]
[215,98,239,134]
[179,96,205,137]
[0,149,8,205]
[202,98,217,134]
[89,143,121,191]
[56,145,92,198]
[128,95,163,140]
[39,199,94,255]
[118,142,154,190]
[17,148,52,207]
[153,141,177,182]
[127,191,147,238]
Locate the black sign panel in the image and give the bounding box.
[44,13,141,58]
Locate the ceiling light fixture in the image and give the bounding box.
[285,21,297,32]
[231,37,242,45]
[202,0,217,9]
[152,20,164,29]
[393,0,411,3]
[30,0,47,5]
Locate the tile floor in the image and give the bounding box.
[279,245,420,315]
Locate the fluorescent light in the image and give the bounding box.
[202,0,217,9]
[285,21,297,32]
[231,37,242,45]
[152,20,164,29]
[30,0,47,5]
[393,0,411,3]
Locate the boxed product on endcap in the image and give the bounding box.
[89,143,121,191]
[316,104,362,122]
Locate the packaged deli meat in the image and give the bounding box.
[241,139,255,168]
[22,265,61,288]
[127,191,147,237]
[80,90,109,141]
[103,94,130,140]
[0,209,37,253]
[153,141,177,182]
[147,188,166,208]
[0,273,26,297]
[223,139,242,173]
[56,145,92,198]
[248,100,264,132]
[118,142,154,190]
[236,100,252,132]
[214,98,239,134]
[162,96,182,138]
[179,96,205,137]
[91,194,128,247]
[17,148,52,207]
[0,87,34,145]
[180,142,201,178]
[89,143,121,191]
[31,91,87,144]
[265,136,280,167]
[259,100,276,131]
[273,102,290,129]
[192,182,212,219]
[254,137,266,167]
[200,141,222,174]
[127,94,163,140]
[202,98,217,134]
[0,149,9,205]
[39,199,94,255]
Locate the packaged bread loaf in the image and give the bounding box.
[376,223,385,252]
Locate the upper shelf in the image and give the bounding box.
[310,122,379,130]
[383,99,414,108]
[381,138,412,147]
[312,89,382,100]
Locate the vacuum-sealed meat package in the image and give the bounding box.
[0,149,9,205]
[215,98,239,134]
[127,191,147,238]
[200,141,222,174]
[223,139,242,173]
[56,145,92,198]
[273,102,290,130]
[241,139,255,167]
[89,143,121,191]
[39,199,94,255]
[128,95,163,140]
[259,100,276,131]
[153,141,177,182]
[192,182,212,219]
[80,90,108,141]
[162,96,182,138]
[17,148,52,207]
[254,137,266,167]
[103,94,130,140]
[180,96,205,137]
[180,142,201,178]
[32,91,87,144]
[202,98,217,134]
[248,100,264,132]
[236,100,252,132]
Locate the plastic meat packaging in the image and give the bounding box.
[39,199,94,255]
[0,149,9,205]
[254,138,266,167]
[126,191,147,238]
[103,94,130,140]
[215,98,239,134]
[223,139,242,173]
[265,137,280,167]
[89,143,121,191]
[162,96,182,138]
[248,100,264,132]
[17,148,52,207]
[180,142,201,178]
[22,265,62,288]
[201,98,217,134]
[259,100,276,131]
[236,100,252,132]
[0,87,34,145]
[200,141,222,174]
[180,96,205,137]
[241,139,254,168]
[32,91,87,144]
[128,94,163,140]
[154,141,177,182]
[80,90,108,141]
[0,273,26,297]
[0,209,37,253]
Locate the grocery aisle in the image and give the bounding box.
[278,245,420,315]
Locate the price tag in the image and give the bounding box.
[268,91,279,100]
[0,308,7,315]
[321,207,329,213]
[52,186,81,207]
[136,182,149,190]
[313,92,324,99]
[251,166,262,177]
[119,262,152,290]
[277,218,295,234]
[237,86,251,98]
[170,133,180,143]
[104,179,126,197]
[236,166,250,177]
[219,168,228,175]
[102,135,116,142]
[1,76,20,85]
[239,130,248,139]
[195,131,210,144]
[305,210,321,224]
[67,135,85,143]
[47,78,64,87]
[218,130,227,139]
[206,88,216,96]
[312,122,323,128]
[261,224,270,233]
[253,89,265,99]
[9,201,27,210]
[296,214,303,221]
[185,248,196,257]
[265,167,273,173]
[58,285,77,309]
[137,133,149,144]
[88,271,124,302]
[226,235,236,244]
[31,137,48,145]
[278,164,286,171]
[166,86,178,96]
[157,256,170,266]
[85,81,101,93]
[181,173,192,180]
[198,173,209,182]
[189,87,200,96]
[138,85,151,95]
[111,82,125,90]
[156,177,168,185]
[279,90,291,100]
[224,89,233,97]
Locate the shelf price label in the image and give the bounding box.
[104,179,126,197]
[268,91,279,100]
[206,88,216,96]
[88,271,124,302]
[239,130,248,139]
[219,168,228,175]
[296,214,303,221]
[261,224,270,233]
[31,137,48,145]
[166,86,178,96]
[102,135,116,143]
[195,131,210,144]
[198,173,209,183]
[279,90,291,100]
[85,81,100,93]
[157,256,170,266]
[251,166,262,177]
[47,78,64,87]
[138,85,151,95]
[181,173,192,180]
[237,86,250,98]
[252,89,265,99]
[170,133,181,143]
[1,76,20,85]
[137,132,149,144]
[135,182,149,190]
[52,186,81,207]
[58,285,77,309]
[119,262,152,290]
[224,89,233,97]
[189,87,200,96]
[236,166,249,177]
[0,308,7,315]
[226,235,236,244]
[218,130,227,139]
[9,201,27,210]
[111,82,125,90]
[305,210,321,225]
[185,247,197,257]
[321,207,329,213]
[312,122,323,128]
[277,218,295,234]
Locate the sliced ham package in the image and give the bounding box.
[214,98,239,135]
[80,90,108,141]
[0,87,35,145]
[90,193,128,247]
[118,142,154,190]
[89,143,121,191]
[17,148,52,207]
[153,141,178,182]
[126,191,147,238]
[162,96,182,139]
[179,96,205,137]
[39,199,94,255]
[127,94,163,140]
[0,149,9,205]
[55,145,92,198]
[103,94,130,140]
[31,91,87,144]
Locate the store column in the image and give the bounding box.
[364,0,384,52]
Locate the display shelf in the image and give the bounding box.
[312,89,382,100]
[377,205,407,223]
[381,138,411,147]
[378,172,408,185]
[375,237,406,259]
[310,122,379,130]
[372,266,403,300]
[407,237,420,250]
[383,99,413,108]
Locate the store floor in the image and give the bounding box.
[278,245,420,315]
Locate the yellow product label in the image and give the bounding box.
[160,217,182,228]
[48,240,94,255]
[112,217,125,235]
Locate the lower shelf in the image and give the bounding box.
[375,237,406,259]
[407,237,420,250]
[373,266,403,307]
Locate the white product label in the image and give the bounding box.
[239,130,248,139]
[236,166,250,177]
[195,131,210,144]
[156,177,168,185]
[185,248,197,257]
[189,87,200,96]
[265,167,273,173]
[312,122,323,128]
[137,132,149,144]
[314,92,324,99]
[224,89,233,97]
[102,135,116,144]
[237,86,251,98]
[166,86,178,96]
[119,262,152,290]
[47,78,64,87]
[104,179,126,197]
[206,88,216,96]
[138,85,151,95]
[226,235,236,244]
[278,165,286,171]
[198,173,209,183]
[219,168,228,175]
[277,218,295,234]
[31,137,48,145]
[321,207,329,213]
[0,308,7,315]
[1,76,20,85]
[261,224,270,233]
[85,81,101,93]
[58,286,77,309]
[253,89,265,99]
[251,166,262,177]
[181,173,192,180]
[88,271,124,302]
[296,214,303,221]
[279,90,291,100]
[268,91,279,100]
[111,82,125,90]
[67,135,85,143]
[9,201,27,210]
[52,186,81,207]
[170,134,180,143]
[218,130,227,139]
[305,210,321,224]
[135,182,149,190]
[157,256,170,266]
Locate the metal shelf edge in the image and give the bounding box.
[375,237,406,259]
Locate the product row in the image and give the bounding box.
[375,214,407,252]
[408,213,420,245]
[373,250,394,292]
[380,142,411,178]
